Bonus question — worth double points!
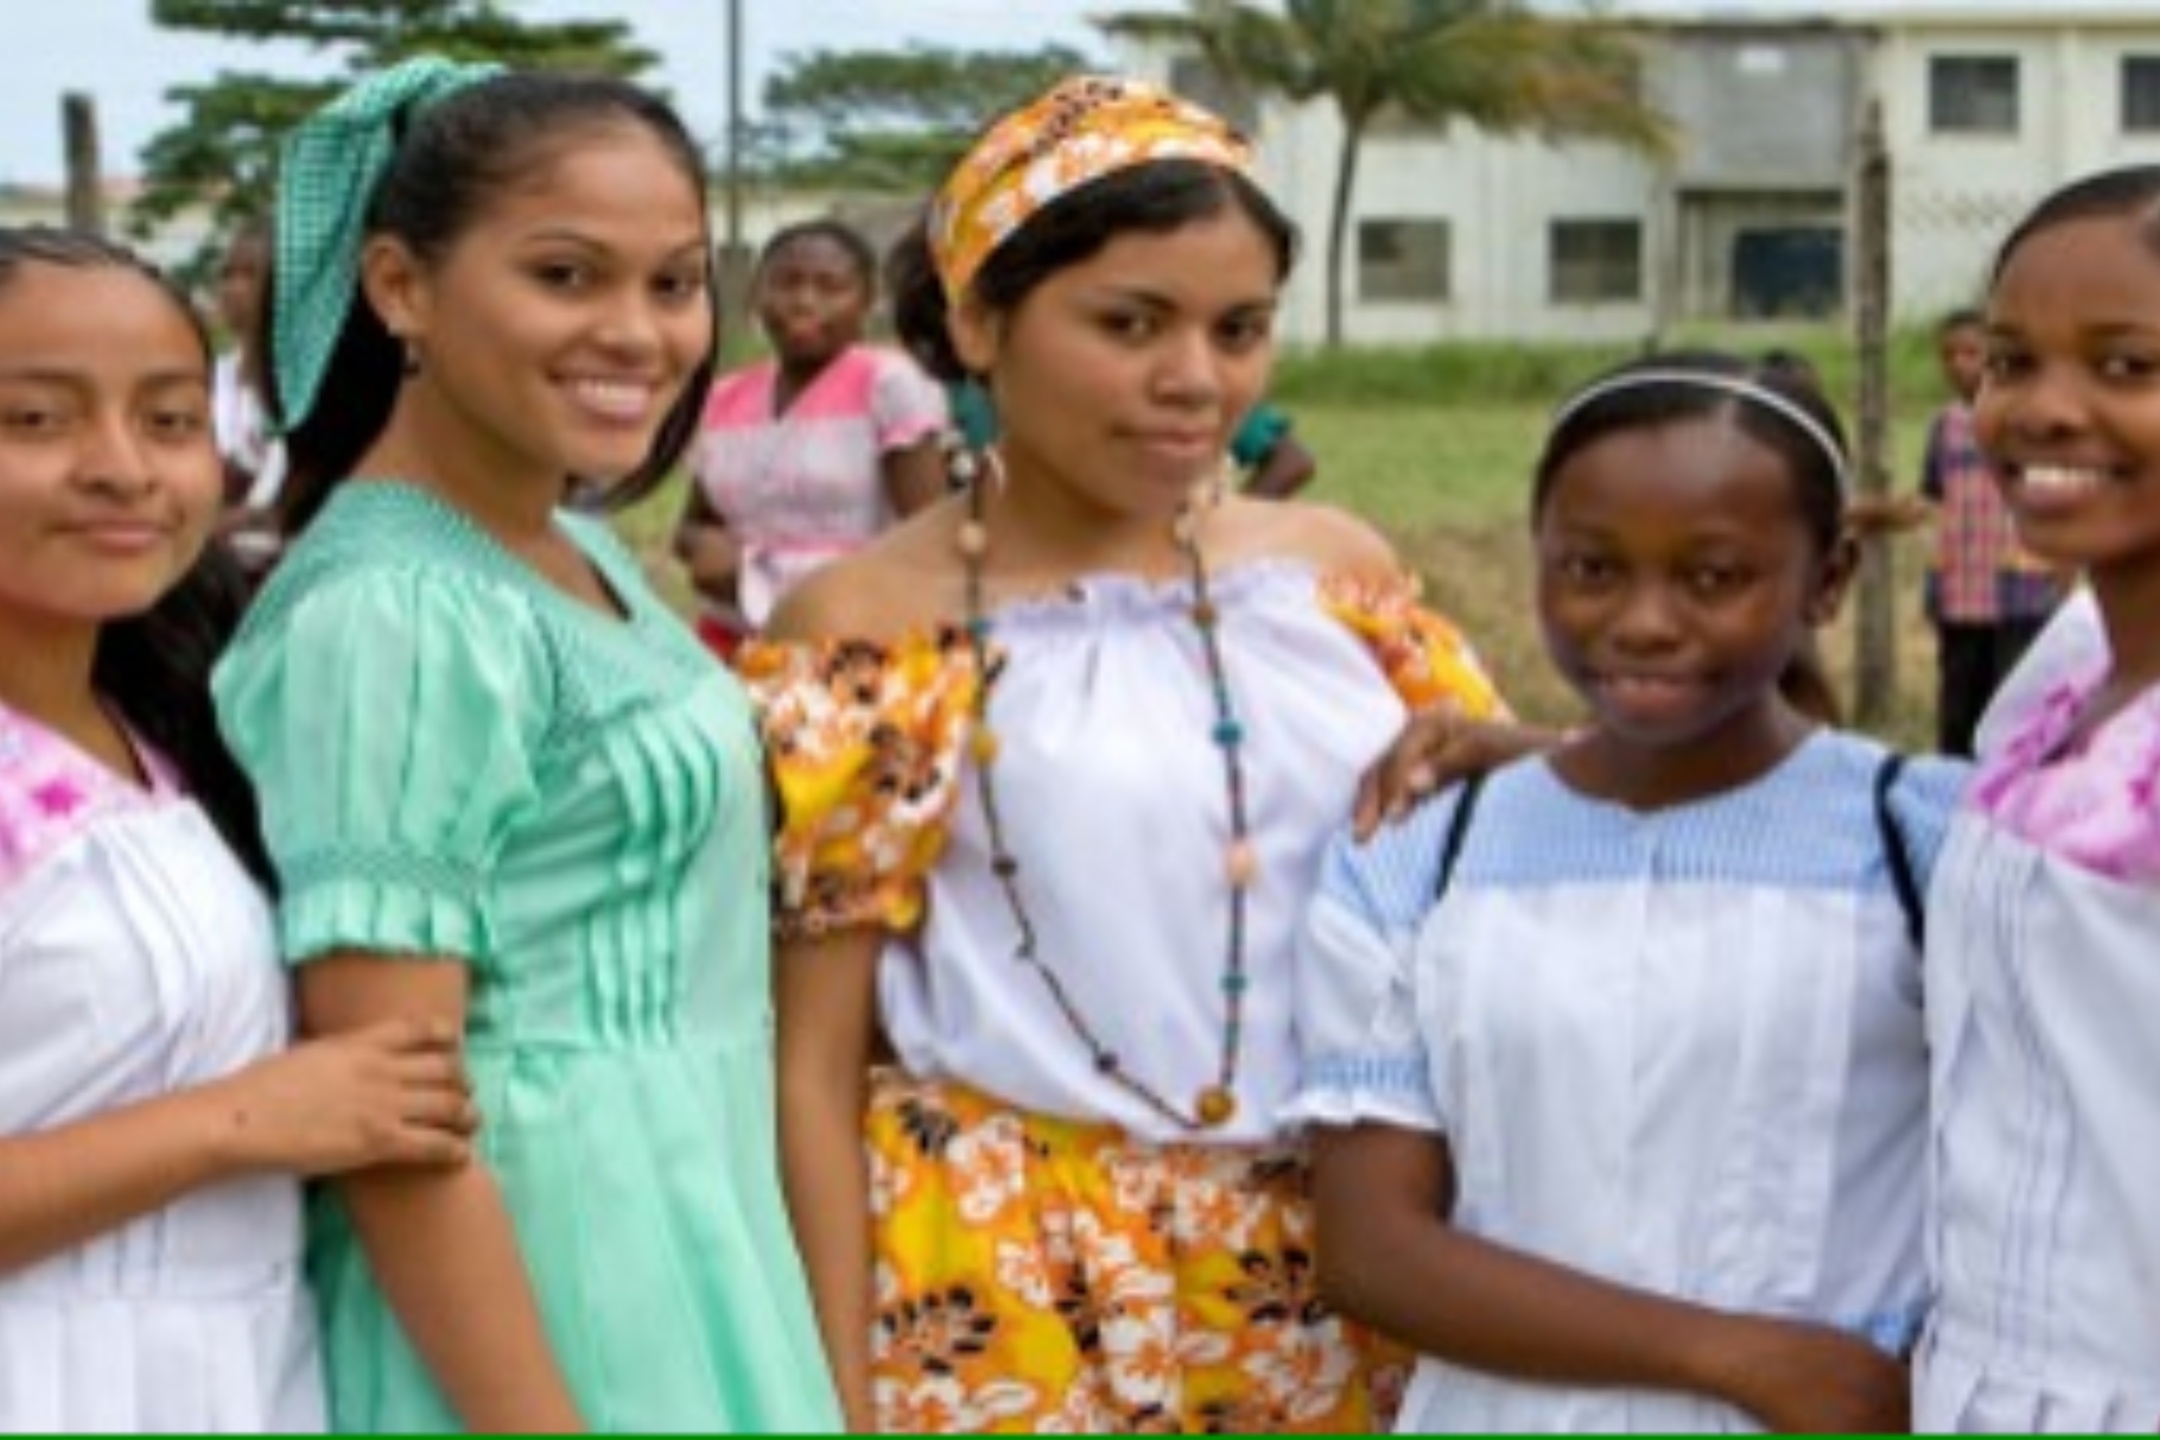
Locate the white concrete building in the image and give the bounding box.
[1113,0,2160,345]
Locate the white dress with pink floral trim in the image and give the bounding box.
[1916,626,2160,1433]
[0,702,320,1432]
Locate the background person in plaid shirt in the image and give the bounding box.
[1920,307,2069,754]
[1858,309,2073,755]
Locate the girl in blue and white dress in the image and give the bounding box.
[1290,352,1967,1433]
[0,226,474,1433]
[1913,165,2160,1433]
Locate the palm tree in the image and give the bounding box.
[1103,0,1671,346]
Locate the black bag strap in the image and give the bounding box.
[1432,772,1488,904]
[1873,752,1926,951]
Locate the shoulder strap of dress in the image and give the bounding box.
[1432,771,1489,904]
[1873,751,1925,950]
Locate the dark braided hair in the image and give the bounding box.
[754,217,878,292]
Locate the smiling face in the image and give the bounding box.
[1536,414,1847,766]
[0,261,220,652]
[1975,213,2160,593]
[366,119,714,495]
[954,203,1278,525]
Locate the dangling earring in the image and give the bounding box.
[400,337,423,380]
[942,431,1004,496]
[942,429,980,491]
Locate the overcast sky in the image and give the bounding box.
[10,0,2138,188]
[0,0,1175,187]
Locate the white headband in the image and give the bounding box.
[1550,369,1851,494]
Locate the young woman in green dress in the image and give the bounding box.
[212,58,842,1433]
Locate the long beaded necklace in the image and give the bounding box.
[954,460,1254,1132]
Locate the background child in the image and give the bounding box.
[207,218,289,580]
[1919,307,2069,754]
[1293,351,1965,1432]
[0,225,472,1432]
[674,218,948,654]
[1915,163,2160,1433]
[213,60,839,1432]
[209,218,277,502]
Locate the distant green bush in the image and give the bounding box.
[1270,323,1949,415]
[1272,341,1636,407]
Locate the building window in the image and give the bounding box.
[1929,55,2019,134]
[1550,219,1642,303]
[1731,227,1843,319]
[1357,218,1451,302]
[2125,56,2160,132]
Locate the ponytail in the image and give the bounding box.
[93,544,273,887]
[1778,634,1844,728]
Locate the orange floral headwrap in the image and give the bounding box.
[928,74,1255,304]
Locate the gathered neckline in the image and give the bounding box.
[977,555,1320,629]
[331,480,650,635]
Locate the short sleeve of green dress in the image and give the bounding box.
[213,483,841,1434]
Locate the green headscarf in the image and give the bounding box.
[272,55,503,434]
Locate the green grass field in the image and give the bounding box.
[1283,398,1940,743]
[619,330,1953,746]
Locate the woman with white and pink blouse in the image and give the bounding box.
[675,219,947,656]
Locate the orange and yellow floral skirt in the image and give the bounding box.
[866,1071,1406,1433]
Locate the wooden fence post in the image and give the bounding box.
[62,93,105,236]
[1852,97,1896,729]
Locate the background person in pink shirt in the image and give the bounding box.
[675,219,948,656]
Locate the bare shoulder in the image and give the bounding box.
[763,500,962,645]
[1221,496,1402,583]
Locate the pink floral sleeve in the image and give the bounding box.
[1972,666,2160,885]
[0,707,162,894]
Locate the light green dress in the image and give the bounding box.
[213,482,841,1433]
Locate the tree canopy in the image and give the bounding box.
[1105,0,1671,345]
[136,0,655,271]
[758,43,1091,192]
